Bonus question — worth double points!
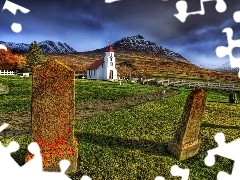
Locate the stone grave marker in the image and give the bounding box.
[25,59,78,173]
[161,89,166,99]
[0,83,9,95]
[167,88,206,161]
[229,91,238,104]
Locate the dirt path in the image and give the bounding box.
[0,88,179,138]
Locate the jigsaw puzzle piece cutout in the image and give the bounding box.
[233,11,240,23]
[59,159,71,174]
[0,123,20,174]
[205,132,240,165]
[0,141,20,168]
[2,0,30,15]
[2,0,30,33]
[215,27,240,77]
[174,1,188,23]
[155,165,190,180]
[214,0,227,13]
[105,0,121,3]
[174,0,227,22]
[41,160,91,180]
[217,171,232,180]
[21,142,43,176]
[155,176,165,180]
[171,165,190,180]
[0,123,9,132]
[81,175,92,180]
[204,132,240,179]
[216,10,240,77]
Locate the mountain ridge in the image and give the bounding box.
[0,34,189,65]
[92,35,190,64]
[0,40,77,54]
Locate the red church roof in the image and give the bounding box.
[87,59,104,70]
[106,45,114,52]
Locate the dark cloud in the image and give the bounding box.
[0,0,240,67]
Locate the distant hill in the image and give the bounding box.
[42,35,239,82]
[0,40,77,54]
[2,35,239,82]
[93,35,189,63]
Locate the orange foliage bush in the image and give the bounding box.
[0,47,26,70]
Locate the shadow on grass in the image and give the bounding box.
[75,132,170,157]
[202,122,240,130]
[70,132,172,178]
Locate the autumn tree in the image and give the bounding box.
[0,47,26,71]
[25,41,45,71]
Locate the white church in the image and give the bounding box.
[87,45,118,80]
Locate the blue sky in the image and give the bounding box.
[1,0,240,68]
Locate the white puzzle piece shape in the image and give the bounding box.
[155,165,190,180]
[215,11,240,77]
[174,0,227,22]
[204,132,240,180]
[0,123,91,180]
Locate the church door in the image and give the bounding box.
[109,70,113,79]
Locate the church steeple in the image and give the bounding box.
[106,45,114,52]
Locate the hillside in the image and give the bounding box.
[44,35,240,82]
[3,35,239,82]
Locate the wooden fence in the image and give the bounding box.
[168,80,240,91]
[131,77,240,91]
[0,70,15,75]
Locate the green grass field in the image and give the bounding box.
[0,76,159,113]
[0,76,239,179]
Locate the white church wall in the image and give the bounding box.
[86,46,118,80]
[87,69,98,79]
[97,64,105,80]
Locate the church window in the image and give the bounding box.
[94,70,95,75]
[110,62,113,66]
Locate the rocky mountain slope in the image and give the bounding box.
[93,35,189,63]
[0,40,77,54]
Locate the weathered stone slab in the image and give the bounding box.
[167,88,206,161]
[0,83,9,94]
[229,91,238,104]
[25,59,78,173]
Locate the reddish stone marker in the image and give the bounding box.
[25,59,78,173]
[167,88,206,161]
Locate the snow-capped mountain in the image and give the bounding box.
[108,35,189,63]
[0,40,77,54]
[215,62,239,74]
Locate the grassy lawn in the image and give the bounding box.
[0,76,159,113]
[0,82,239,179]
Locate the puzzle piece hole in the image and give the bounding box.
[0,141,30,166]
[232,47,240,59]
